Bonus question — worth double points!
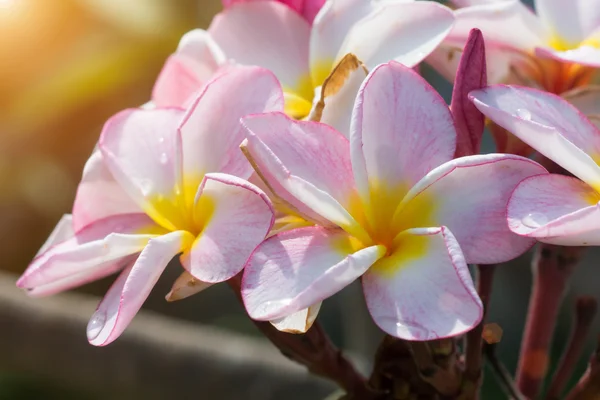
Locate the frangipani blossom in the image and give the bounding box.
[173,0,454,122]
[432,0,600,93]
[16,66,281,346]
[222,0,326,24]
[470,85,600,246]
[240,61,546,340]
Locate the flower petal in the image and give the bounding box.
[17,214,165,291]
[470,85,600,189]
[99,108,186,231]
[36,214,74,257]
[181,173,274,283]
[308,53,368,138]
[363,227,482,341]
[209,2,311,96]
[242,112,369,241]
[351,61,456,204]
[178,65,284,205]
[309,0,373,86]
[535,0,600,46]
[165,271,213,302]
[508,173,600,245]
[338,1,455,69]
[396,154,547,264]
[242,226,385,320]
[429,1,545,84]
[72,150,141,232]
[87,230,195,346]
[562,85,600,120]
[535,45,600,68]
[269,302,322,334]
[450,28,487,157]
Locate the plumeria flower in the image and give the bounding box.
[432,0,600,93]
[16,66,281,346]
[157,0,454,122]
[429,0,600,154]
[240,61,546,340]
[471,84,600,246]
[222,0,326,24]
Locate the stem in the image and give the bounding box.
[484,343,527,400]
[547,297,598,399]
[463,264,496,399]
[565,335,600,400]
[516,243,584,398]
[226,274,376,399]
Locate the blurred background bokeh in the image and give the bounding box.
[1,0,598,399]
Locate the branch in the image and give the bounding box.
[516,244,584,398]
[484,343,527,400]
[565,335,600,400]
[226,274,378,399]
[547,297,598,399]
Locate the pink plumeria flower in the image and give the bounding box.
[430,0,600,95]
[16,66,281,346]
[240,61,546,340]
[222,0,326,24]
[471,85,600,246]
[174,0,455,122]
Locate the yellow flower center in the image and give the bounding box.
[283,59,335,119]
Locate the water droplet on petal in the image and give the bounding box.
[516,108,531,120]
[159,153,169,165]
[521,212,548,229]
[140,179,153,196]
[87,310,106,341]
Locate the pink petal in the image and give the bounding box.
[309,0,372,86]
[300,0,326,24]
[451,28,487,157]
[152,30,227,108]
[17,214,165,292]
[351,61,456,205]
[152,55,205,108]
[363,227,482,341]
[242,112,369,241]
[178,65,284,207]
[535,45,600,68]
[180,173,274,283]
[508,173,600,245]
[535,0,600,45]
[242,226,385,320]
[269,302,322,333]
[26,255,137,298]
[209,2,310,95]
[338,1,455,69]
[72,150,141,232]
[562,86,600,118]
[470,85,600,188]
[396,154,547,264]
[99,108,186,231]
[87,230,195,346]
[36,214,74,257]
[429,1,545,84]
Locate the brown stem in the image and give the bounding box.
[547,297,598,399]
[516,244,584,398]
[565,335,600,400]
[463,264,497,399]
[226,274,377,399]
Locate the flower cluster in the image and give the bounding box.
[16,0,600,398]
